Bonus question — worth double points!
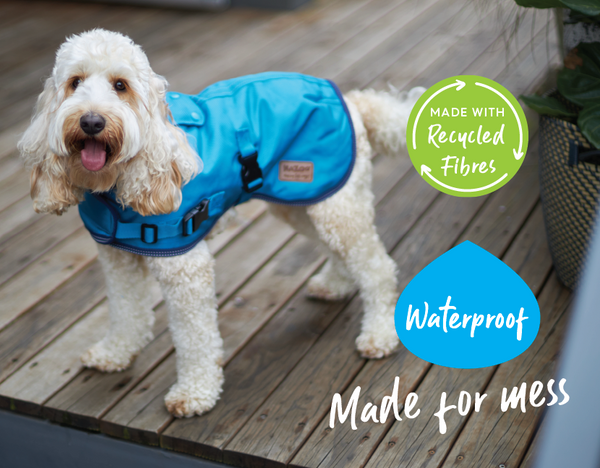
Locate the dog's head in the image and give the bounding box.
[18,29,200,216]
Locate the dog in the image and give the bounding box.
[18,29,424,418]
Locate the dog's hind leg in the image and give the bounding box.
[145,241,223,418]
[307,188,400,358]
[81,244,156,372]
[306,252,356,301]
[306,116,400,358]
[268,204,355,301]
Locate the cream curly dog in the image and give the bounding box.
[18,29,423,417]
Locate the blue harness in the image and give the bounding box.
[78,72,355,257]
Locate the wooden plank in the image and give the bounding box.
[0,275,163,415]
[367,0,512,91]
[40,303,171,429]
[321,0,468,92]
[501,205,554,295]
[207,0,415,81]
[0,2,32,29]
[0,209,82,287]
[162,0,379,92]
[0,303,108,415]
[519,422,543,468]
[0,197,41,246]
[438,274,570,468]
[206,199,267,254]
[0,170,32,219]
[309,0,461,91]
[213,213,295,304]
[401,3,550,91]
[0,262,106,386]
[149,8,281,85]
[456,156,540,258]
[0,153,23,183]
[0,228,98,332]
[359,204,553,468]
[0,4,107,76]
[99,154,414,448]
[247,0,406,76]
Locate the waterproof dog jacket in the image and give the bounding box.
[78,72,355,257]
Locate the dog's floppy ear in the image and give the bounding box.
[18,76,82,215]
[116,73,201,216]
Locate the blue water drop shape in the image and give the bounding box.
[395,240,540,369]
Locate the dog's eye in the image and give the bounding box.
[72,78,81,89]
[114,80,126,92]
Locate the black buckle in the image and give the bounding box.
[183,199,209,236]
[238,152,263,193]
[141,224,158,244]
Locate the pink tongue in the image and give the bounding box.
[81,139,106,171]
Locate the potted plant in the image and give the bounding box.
[519,40,600,289]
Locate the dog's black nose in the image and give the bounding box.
[80,113,106,135]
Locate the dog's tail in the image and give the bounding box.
[345,86,425,158]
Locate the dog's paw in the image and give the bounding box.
[356,329,400,359]
[165,370,224,418]
[306,270,354,301]
[81,340,138,372]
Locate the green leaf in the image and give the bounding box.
[520,94,577,116]
[514,0,563,7]
[575,42,600,77]
[557,68,600,106]
[578,103,600,148]
[560,0,600,16]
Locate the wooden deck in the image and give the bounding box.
[0,0,569,466]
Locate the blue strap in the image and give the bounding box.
[236,128,257,157]
[115,191,225,242]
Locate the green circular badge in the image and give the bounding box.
[407,75,528,197]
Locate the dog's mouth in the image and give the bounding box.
[77,139,112,172]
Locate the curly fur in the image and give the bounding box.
[18,29,200,216]
[18,29,424,418]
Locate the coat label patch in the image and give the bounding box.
[279,161,314,183]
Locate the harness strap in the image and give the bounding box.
[115,191,225,244]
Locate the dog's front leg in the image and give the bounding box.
[81,244,156,372]
[145,241,224,418]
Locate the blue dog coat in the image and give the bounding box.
[78,72,355,257]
